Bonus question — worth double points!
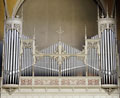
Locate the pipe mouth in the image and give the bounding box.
[101,84,118,89]
[2,84,19,89]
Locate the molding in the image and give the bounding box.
[3,0,9,18]
[12,0,25,18]
[5,88,17,95]
[1,88,119,95]
[94,0,106,16]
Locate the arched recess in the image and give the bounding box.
[12,0,25,18]
[12,0,107,18]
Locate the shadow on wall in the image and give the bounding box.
[118,41,120,53]
[0,41,3,77]
[118,40,120,72]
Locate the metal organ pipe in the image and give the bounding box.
[86,35,100,77]
[8,30,11,83]
[3,27,21,84]
[100,29,117,85]
[13,29,16,84]
[101,32,105,84]
[21,36,33,76]
[107,29,110,84]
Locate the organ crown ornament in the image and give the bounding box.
[57,26,64,42]
[98,9,116,38]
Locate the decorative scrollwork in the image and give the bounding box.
[6,24,12,31]
[5,88,17,95]
[14,24,21,32]
[22,40,33,49]
[109,24,115,32]
[100,24,107,33]
[87,41,98,49]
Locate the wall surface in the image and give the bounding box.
[17,0,97,50]
[0,0,4,41]
[0,41,2,77]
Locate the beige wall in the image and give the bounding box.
[17,0,97,50]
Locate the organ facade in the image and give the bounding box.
[0,5,120,98]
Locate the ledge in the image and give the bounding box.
[101,84,118,89]
[2,84,19,89]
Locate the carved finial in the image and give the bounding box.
[21,4,23,21]
[111,14,113,18]
[115,6,116,19]
[56,26,64,42]
[85,25,87,40]
[101,12,104,18]
[16,15,19,18]
[106,5,109,18]
[33,26,36,40]
[97,6,100,20]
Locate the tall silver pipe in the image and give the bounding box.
[24,49,26,76]
[68,45,70,76]
[51,45,53,76]
[3,18,22,85]
[7,30,11,83]
[64,43,66,76]
[28,48,31,76]
[66,44,68,76]
[53,44,55,76]
[93,48,95,76]
[94,49,96,76]
[107,29,111,84]
[23,49,25,76]
[15,30,17,83]
[113,31,116,84]
[28,48,30,76]
[111,30,115,84]
[102,32,105,84]
[4,31,7,84]
[26,48,28,76]
[10,29,14,84]
[90,48,92,76]
[105,30,108,84]
[16,30,19,83]
[4,30,9,84]
[5,30,8,84]
[110,30,113,84]
[13,29,16,84]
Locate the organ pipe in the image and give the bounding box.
[3,29,20,84]
[3,18,22,85]
[21,41,85,77]
[100,29,117,85]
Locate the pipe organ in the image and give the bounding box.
[1,15,119,95]
[21,36,33,76]
[98,16,118,86]
[100,29,117,85]
[86,35,100,76]
[34,42,85,76]
[3,18,22,85]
